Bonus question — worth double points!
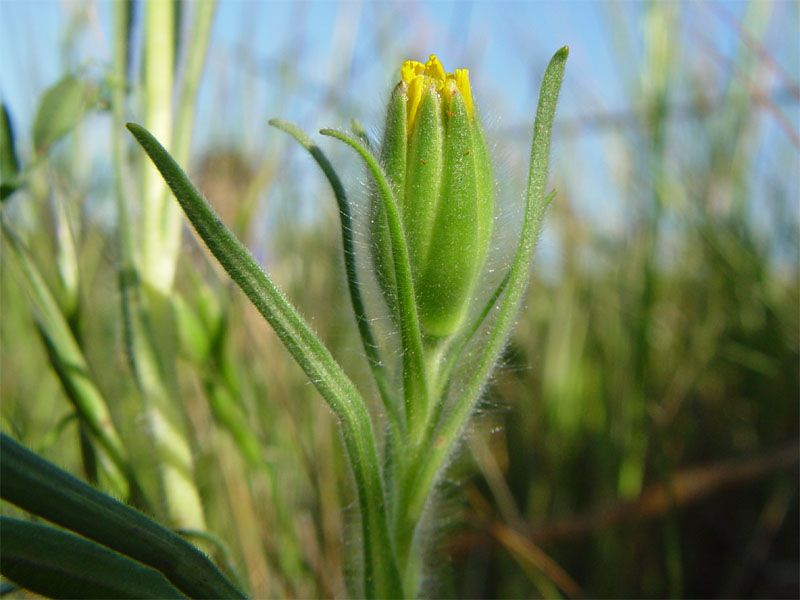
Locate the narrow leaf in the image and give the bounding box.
[0,517,186,599]
[0,434,246,599]
[269,118,400,427]
[320,128,430,442]
[125,122,401,599]
[126,122,364,426]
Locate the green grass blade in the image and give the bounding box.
[125,122,401,599]
[0,434,246,599]
[268,118,401,428]
[0,517,187,599]
[396,46,568,575]
[320,128,430,442]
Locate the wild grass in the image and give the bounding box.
[1,1,798,598]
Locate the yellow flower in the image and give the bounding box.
[400,55,474,132]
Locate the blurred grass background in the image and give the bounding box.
[1,1,798,598]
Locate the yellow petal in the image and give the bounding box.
[407,75,425,131]
[424,55,446,86]
[400,55,475,131]
[402,60,425,84]
[454,68,473,119]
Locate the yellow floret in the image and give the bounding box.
[424,55,446,86]
[406,75,425,132]
[401,54,474,131]
[454,68,473,119]
[401,60,425,84]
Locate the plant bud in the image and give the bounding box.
[371,55,494,339]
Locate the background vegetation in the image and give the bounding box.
[1,1,798,598]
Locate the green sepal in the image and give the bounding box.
[416,90,488,338]
[403,85,443,274]
[372,82,407,309]
[472,115,495,266]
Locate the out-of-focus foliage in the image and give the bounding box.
[1,1,797,598]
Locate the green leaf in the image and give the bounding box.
[125,122,401,599]
[320,128,430,444]
[0,517,187,599]
[0,103,20,201]
[0,434,247,599]
[268,118,400,428]
[32,76,93,154]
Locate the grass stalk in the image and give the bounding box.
[1,220,134,500]
[141,0,178,292]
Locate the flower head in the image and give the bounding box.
[371,54,493,339]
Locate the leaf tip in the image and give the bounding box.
[125,122,144,140]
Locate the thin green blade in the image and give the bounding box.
[0,517,186,599]
[0,434,246,599]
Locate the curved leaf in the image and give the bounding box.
[125,123,401,599]
[0,517,186,599]
[0,434,246,599]
[0,103,19,201]
[319,128,430,442]
[268,118,400,427]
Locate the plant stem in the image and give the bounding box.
[394,47,568,593]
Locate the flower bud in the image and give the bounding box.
[371,55,494,339]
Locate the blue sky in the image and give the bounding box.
[1,0,797,260]
[0,1,767,135]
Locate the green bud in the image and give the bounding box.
[371,55,494,339]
